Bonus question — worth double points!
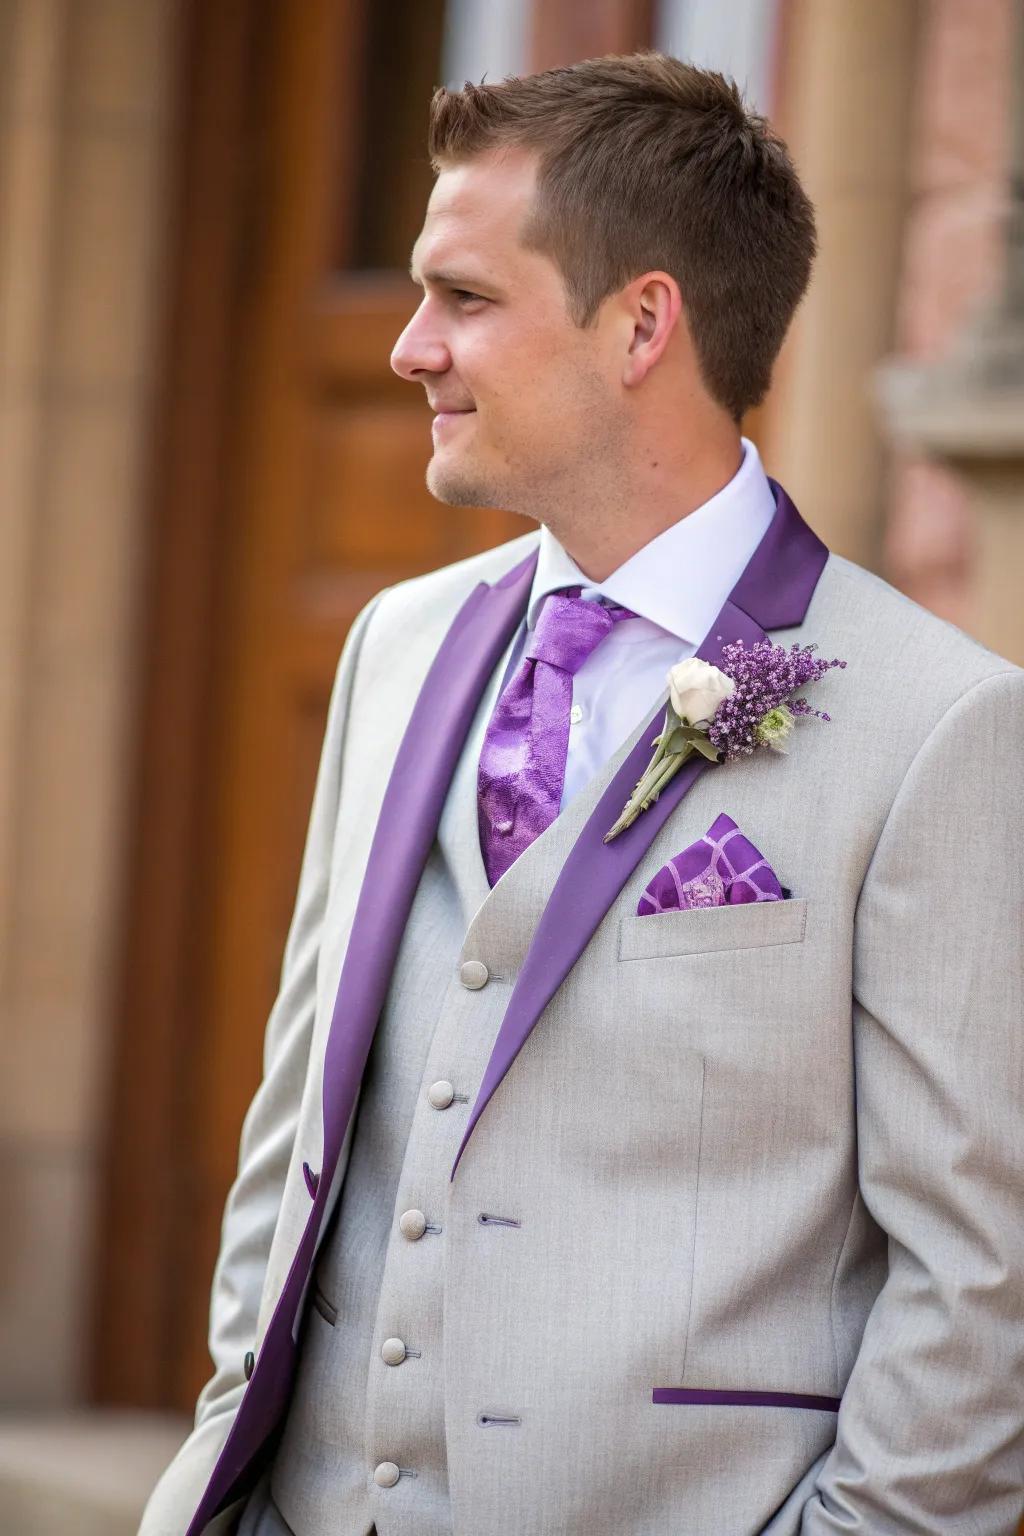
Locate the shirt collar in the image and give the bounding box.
[526,436,777,644]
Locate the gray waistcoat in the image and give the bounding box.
[267,625,632,1536]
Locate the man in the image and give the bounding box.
[141,52,1024,1536]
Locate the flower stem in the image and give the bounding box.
[640,751,684,809]
[603,743,695,843]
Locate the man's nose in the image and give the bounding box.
[390,304,450,382]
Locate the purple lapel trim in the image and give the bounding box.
[317,551,539,1178]
[450,479,828,1179]
[186,548,540,1534]
[653,1387,841,1412]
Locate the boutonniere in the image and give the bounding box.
[603,640,847,843]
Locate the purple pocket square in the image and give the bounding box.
[638,812,786,915]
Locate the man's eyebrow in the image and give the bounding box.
[408,261,491,289]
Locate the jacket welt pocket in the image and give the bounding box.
[652,1386,839,1412]
[311,1284,337,1326]
[618,896,808,962]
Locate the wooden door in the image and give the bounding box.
[93,0,654,1410]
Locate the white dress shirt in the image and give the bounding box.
[496,435,777,811]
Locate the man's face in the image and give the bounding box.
[392,147,625,516]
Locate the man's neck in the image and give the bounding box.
[550,438,745,583]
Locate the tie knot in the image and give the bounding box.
[526,586,635,675]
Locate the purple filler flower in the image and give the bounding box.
[707,639,847,761]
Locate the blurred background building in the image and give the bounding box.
[0,0,1020,1530]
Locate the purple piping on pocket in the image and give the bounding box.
[302,1161,319,1198]
[653,1387,841,1412]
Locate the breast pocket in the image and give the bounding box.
[617,896,808,962]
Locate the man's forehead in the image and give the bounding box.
[431,171,516,229]
[408,151,543,284]
[429,146,537,214]
[410,199,516,284]
[408,223,499,286]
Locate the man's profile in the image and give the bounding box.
[141,51,1024,1536]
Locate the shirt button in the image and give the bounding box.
[243,1350,255,1381]
[569,703,583,724]
[381,1336,407,1365]
[373,1461,400,1488]
[428,1079,455,1109]
[399,1208,427,1240]
[460,959,489,989]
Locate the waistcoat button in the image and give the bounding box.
[373,1461,400,1488]
[427,1079,455,1109]
[243,1350,254,1381]
[399,1208,427,1240]
[381,1336,407,1365]
[460,959,489,989]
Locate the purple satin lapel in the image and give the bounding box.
[317,559,537,1180]
[451,481,828,1179]
[185,551,540,1534]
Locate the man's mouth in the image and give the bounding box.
[431,407,476,432]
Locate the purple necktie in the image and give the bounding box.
[478,585,636,887]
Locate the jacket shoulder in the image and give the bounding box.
[786,552,1023,842]
[371,528,539,633]
[343,528,540,690]
[816,552,1023,703]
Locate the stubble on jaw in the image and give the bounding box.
[424,366,627,531]
[426,447,565,525]
[425,417,530,515]
[426,455,513,513]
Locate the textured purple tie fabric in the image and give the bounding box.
[478,586,636,886]
[637,811,784,913]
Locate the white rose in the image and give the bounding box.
[666,657,735,726]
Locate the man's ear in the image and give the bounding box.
[622,271,683,388]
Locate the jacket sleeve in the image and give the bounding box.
[138,587,389,1536]
[801,667,1024,1533]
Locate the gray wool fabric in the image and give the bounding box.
[140,532,1024,1536]
[269,611,541,1536]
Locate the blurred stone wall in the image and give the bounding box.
[760,0,921,570]
[0,0,178,1407]
[882,0,1015,626]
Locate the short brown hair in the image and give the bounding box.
[428,51,817,424]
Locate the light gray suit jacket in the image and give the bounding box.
[140,513,1024,1535]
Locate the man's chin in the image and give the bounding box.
[426,456,494,509]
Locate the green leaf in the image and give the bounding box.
[690,736,724,763]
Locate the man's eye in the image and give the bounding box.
[452,289,485,304]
